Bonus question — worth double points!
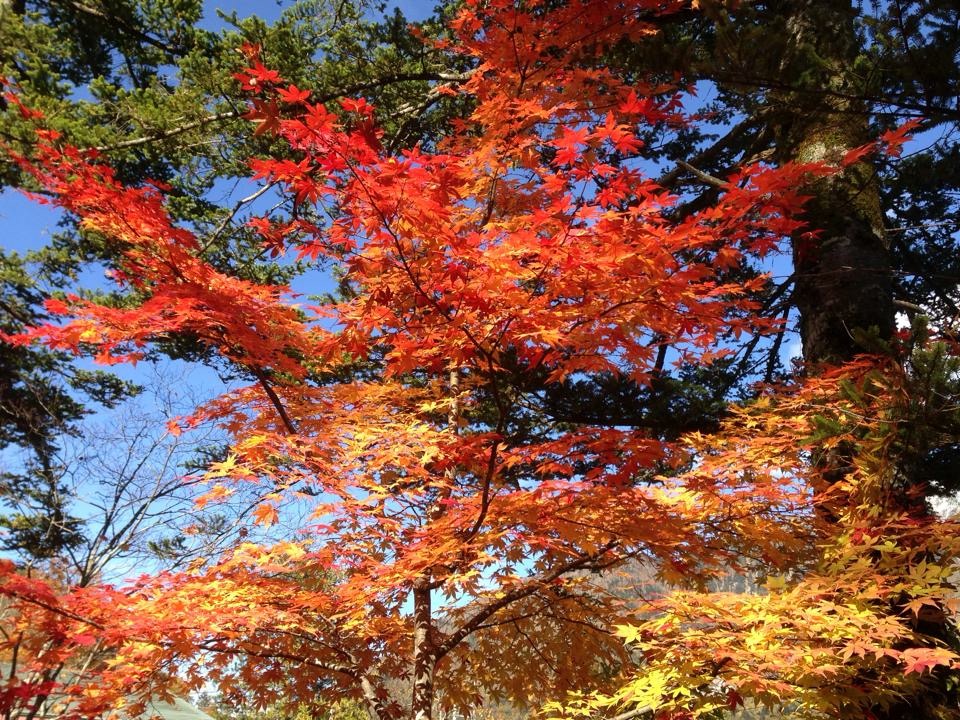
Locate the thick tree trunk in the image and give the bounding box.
[773,0,892,528]
[774,0,893,367]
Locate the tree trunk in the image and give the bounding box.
[771,0,892,530]
[360,675,398,720]
[773,0,893,367]
[411,583,435,720]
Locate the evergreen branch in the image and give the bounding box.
[93,111,241,152]
[56,0,187,57]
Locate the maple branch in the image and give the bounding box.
[463,438,500,541]
[347,163,497,366]
[0,590,105,631]
[512,618,560,675]
[462,352,510,544]
[434,540,618,661]
[251,367,298,435]
[257,625,359,668]
[360,674,400,720]
[23,663,64,720]
[196,640,358,679]
[470,607,612,636]
[479,174,499,228]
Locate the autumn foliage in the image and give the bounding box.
[2,0,959,718]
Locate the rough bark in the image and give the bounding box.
[771,0,892,528]
[772,0,893,367]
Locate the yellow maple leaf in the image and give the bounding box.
[253,503,280,527]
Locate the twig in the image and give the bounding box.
[201,180,279,253]
[94,112,240,152]
[676,159,730,189]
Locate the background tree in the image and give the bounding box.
[0,249,134,562]
[556,1,960,717]
[540,0,960,433]
[0,364,253,720]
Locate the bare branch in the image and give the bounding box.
[435,540,619,660]
[94,112,240,152]
[675,159,730,189]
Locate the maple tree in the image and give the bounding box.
[0,0,468,565]
[553,352,960,719]
[2,1,960,719]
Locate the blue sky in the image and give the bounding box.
[0,189,61,255]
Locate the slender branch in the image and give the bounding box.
[0,297,35,325]
[251,367,298,435]
[57,0,186,57]
[764,305,792,384]
[93,71,473,154]
[94,112,240,152]
[435,540,618,660]
[195,640,357,679]
[512,618,560,675]
[657,117,758,189]
[608,706,651,720]
[463,438,500,541]
[1,590,105,630]
[201,180,279,253]
[893,299,925,313]
[675,159,730,189]
[703,69,960,122]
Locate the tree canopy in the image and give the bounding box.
[1,1,960,720]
